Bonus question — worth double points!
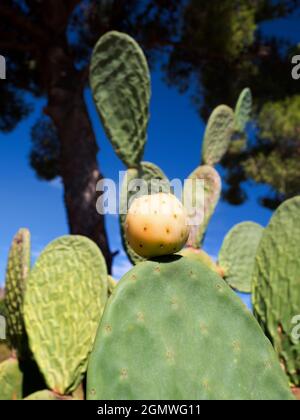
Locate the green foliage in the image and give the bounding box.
[252,197,300,386]
[120,162,170,264]
[202,105,235,165]
[24,235,108,395]
[183,165,221,248]
[5,228,30,356]
[0,359,23,400]
[218,222,263,293]
[90,31,151,168]
[87,256,293,400]
[234,88,252,132]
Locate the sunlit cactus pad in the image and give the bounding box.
[234,88,252,132]
[0,358,23,400]
[5,228,30,354]
[90,31,150,167]
[252,197,300,386]
[184,165,221,247]
[202,105,235,165]
[24,235,108,395]
[120,162,170,264]
[87,256,293,400]
[219,222,263,293]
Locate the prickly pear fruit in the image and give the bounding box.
[179,248,223,277]
[252,197,300,386]
[87,256,293,400]
[120,162,171,264]
[0,358,23,400]
[218,222,263,293]
[5,228,30,356]
[125,193,190,258]
[24,235,108,395]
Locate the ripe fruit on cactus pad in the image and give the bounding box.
[125,193,190,258]
[87,256,293,400]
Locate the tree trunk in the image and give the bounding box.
[44,46,113,272]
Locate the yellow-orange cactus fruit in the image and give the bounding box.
[125,193,190,258]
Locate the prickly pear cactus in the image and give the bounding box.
[120,162,170,264]
[183,165,221,248]
[218,222,263,293]
[179,248,223,277]
[108,276,117,297]
[24,390,73,400]
[252,197,300,386]
[234,88,252,132]
[202,105,235,165]
[87,256,293,400]
[90,31,150,168]
[5,228,30,355]
[24,235,108,395]
[0,358,23,400]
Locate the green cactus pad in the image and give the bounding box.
[5,228,30,355]
[179,248,222,276]
[235,88,252,132]
[0,358,23,400]
[87,256,293,400]
[183,165,221,248]
[120,162,170,264]
[252,197,300,386]
[202,105,235,165]
[218,222,263,293]
[90,31,150,168]
[24,390,73,400]
[24,235,108,395]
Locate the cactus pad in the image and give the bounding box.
[183,165,221,248]
[5,228,30,355]
[179,248,222,277]
[202,105,235,165]
[87,256,293,400]
[24,235,108,395]
[108,276,117,297]
[90,31,150,167]
[120,162,170,264]
[252,197,300,386]
[218,222,263,293]
[24,390,73,400]
[235,88,252,132]
[0,358,23,400]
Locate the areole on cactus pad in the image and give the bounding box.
[87,256,293,400]
[23,235,108,395]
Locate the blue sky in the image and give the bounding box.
[0,12,299,297]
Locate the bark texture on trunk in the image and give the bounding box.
[45,46,113,272]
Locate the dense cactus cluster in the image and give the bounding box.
[0,31,299,400]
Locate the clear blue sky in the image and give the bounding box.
[0,12,299,300]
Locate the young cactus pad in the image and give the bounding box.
[120,162,170,264]
[87,256,293,400]
[5,228,30,355]
[202,105,235,165]
[252,197,300,386]
[0,358,23,400]
[234,88,252,132]
[24,235,108,395]
[218,222,263,293]
[183,165,221,248]
[90,31,150,168]
[125,193,190,258]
